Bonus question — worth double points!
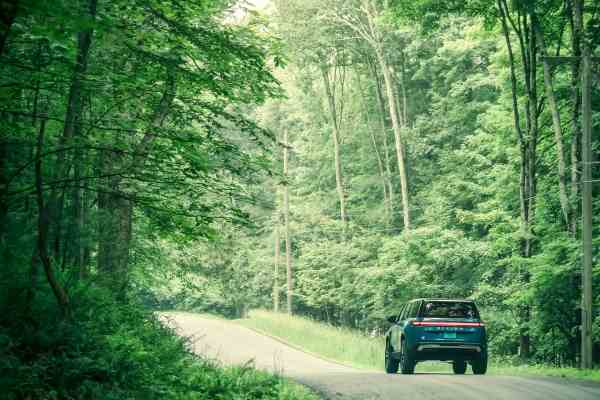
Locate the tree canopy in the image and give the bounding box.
[1,0,600,396]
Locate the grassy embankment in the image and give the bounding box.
[1,289,320,400]
[237,309,600,381]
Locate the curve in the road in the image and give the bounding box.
[162,312,600,400]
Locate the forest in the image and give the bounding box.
[1,0,600,398]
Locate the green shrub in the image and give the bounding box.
[0,284,318,399]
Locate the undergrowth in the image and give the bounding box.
[0,285,319,399]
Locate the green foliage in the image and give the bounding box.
[4,0,600,394]
[0,0,323,398]
[215,4,600,368]
[0,284,318,400]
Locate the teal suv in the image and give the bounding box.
[384,299,487,375]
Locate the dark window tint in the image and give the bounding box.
[421,301,479,319]
[408,301,420,318]
[398,304,407,321]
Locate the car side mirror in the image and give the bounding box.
[386,315,397,324]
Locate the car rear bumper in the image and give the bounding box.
[412,341,486,361]
[417,343,482,352]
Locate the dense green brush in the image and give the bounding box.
[0,285,319,400]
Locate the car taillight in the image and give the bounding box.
[411,321,485,327]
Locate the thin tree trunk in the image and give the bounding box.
[50,0,97,265]
[35,114,69,317]
[389,65,405,127]
[273,207,280,312]
[78,187,88,278]
[23,42,43,310]
[378,54,411,231]
[283,129,293,314]
[72,96,88,272]
[320,65,347,224]
[96,166,132,288]
[381,117,395,224]
[72,150,85,270]
[533,18,571,229]
[340,3,397,225]
[369,128,389,215]
[371,64,395,221]
[356,68,389,222]
[400,51,409,127]
[569,0,583,234]
[521,8,538,361]
[498,0,539,359]
[361,0,410,229]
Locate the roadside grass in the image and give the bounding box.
[490,363,600,381]
[157,311,321,400]
[237,309,600,381]
[237,309,384,370]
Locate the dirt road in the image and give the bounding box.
[163,312,600,400]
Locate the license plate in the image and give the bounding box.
[443,332,456,339]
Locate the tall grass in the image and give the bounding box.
[238,310,600,380]
[238,309,386,370]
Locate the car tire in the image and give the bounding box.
[399,339,415,375]
[385,340,399,374]
[472,353,488,375]
[452,360,467,374]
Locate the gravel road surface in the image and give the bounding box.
[162,312,600,400]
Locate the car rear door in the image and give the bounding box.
[391,303,407,351]
[393,300,419,349]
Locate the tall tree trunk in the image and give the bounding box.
[273,207,280,312]
[283,129,293,314]
[50,0,97,264]
[569,0,583,234]
[371,63,395,222]
[342,3,397,225]
[72,95,89,273]
[369,127,389,217]
[97,163,132,290]
[78,186,88,278]
[377,54,411,231]
[522,7,539,361]
[400,52,409,127]
[97,68,175,289]
[356,68,390,222]
[72,149,85,271]
[35,112,69,316]
[498,0,540,359]
[532,17,571,229]
[320,65,347,224]
[23,41,44,308]
[580,31,593,370]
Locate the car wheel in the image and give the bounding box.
[472,353,487,375]
[452,360,467,374]
[385,340,399,374]
[399,339,415,375]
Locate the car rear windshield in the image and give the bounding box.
[421,301,479,319]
